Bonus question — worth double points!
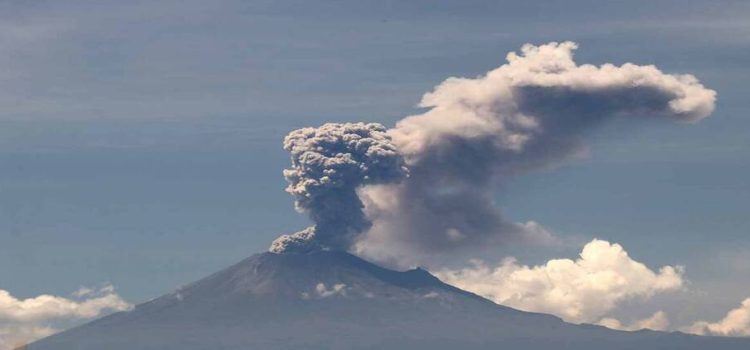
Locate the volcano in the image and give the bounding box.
[27,251,750,350]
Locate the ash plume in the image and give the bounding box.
[355,42,716,264]
[271,42,716,261]
[270,123,407,253]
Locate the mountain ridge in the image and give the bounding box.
[27,250,750,350]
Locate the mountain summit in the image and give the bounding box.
[28,251,749,350]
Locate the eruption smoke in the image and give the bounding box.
[270,123,407,253]
[271,42,716,260]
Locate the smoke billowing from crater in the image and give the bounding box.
[271,42,716,261]
[270,123,407,253]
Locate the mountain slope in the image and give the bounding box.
[28,251,750,350]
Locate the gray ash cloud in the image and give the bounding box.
[270,122,407,253]
[271,42,716,263]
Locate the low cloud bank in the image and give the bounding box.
[0,285,132,350]
[436,239,684,323]
[685,298,750,337]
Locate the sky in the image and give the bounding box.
[1,0,749,345]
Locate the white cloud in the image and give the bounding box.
[0,285,131,323]
[598,311,670,331]
[0,285,132,349]
[0,324,57,350]
[685,298,750,336]
[436,239,684,323]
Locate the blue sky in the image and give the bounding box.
[1,0,749,334]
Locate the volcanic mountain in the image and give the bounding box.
[27,251,750,350]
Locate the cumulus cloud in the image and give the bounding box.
[0,325,56,350]
[270,122,407,253]
[685,298,750,336]
[0,285,132,350]
[598,311,670,331]
[353,41,715,263]
[436,239,684,323]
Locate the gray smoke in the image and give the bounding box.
[270,122,407,253]
[270,42,716,262]
[354,42,716,264]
